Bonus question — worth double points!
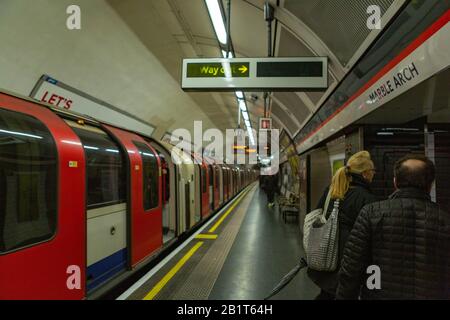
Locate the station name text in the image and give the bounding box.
[368,62,419,103]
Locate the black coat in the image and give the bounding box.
[307,174,378,294]
[337,187,450,299]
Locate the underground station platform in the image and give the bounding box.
[117,184,318,301]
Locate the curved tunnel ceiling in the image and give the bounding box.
[108,0,405,138]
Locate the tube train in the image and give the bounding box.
[0,90,258,299]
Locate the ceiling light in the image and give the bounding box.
[235,91,244,99]
[205,0,227,45]
[239,100,247,111]
[222,61,232,78]
[222,50,233,58]
[242,111,249,121]
[377,132,394,136]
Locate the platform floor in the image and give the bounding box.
[118,183,319,300]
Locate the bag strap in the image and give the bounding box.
[322,189,332,217]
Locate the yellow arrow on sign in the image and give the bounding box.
[239,65,248,73]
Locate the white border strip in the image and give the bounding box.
[116,185,254,300]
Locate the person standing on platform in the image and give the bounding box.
[307,151,378,300]
[259,174,267,192]
[266,173,278,208]
[337,155,450,300]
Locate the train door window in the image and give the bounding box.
[160,156,170,203]
[0,108,57,253]
[71,125,125,208]
[133,141,159,211]
[202,166,207,193]
[208,166,213,209]
[215,166,220,189]
[208,166,213,186]
[223,168,227,193]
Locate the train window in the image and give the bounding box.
[71,126,125,208]
[222,168,227,190]
[208,166,213,186]
[0,108,57,253]
[202,167,207,193]
[134,141,159,211]
[215,166,219,188]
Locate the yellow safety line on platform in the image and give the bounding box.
[208,189,249,233]
[195,234,218,240]
[143,241,204,300]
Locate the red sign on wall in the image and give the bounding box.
[259,118,272,130]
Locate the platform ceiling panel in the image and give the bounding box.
[278,26,315,59]
[225,0,269,58]
[273,91,310,127]
[284,0,395,66]
[271,101,298,136]
[175,0,217,41]
[277,27,335,110]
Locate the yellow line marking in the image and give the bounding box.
[208,189,249,233]
[143,241,204,300]
[195,234,218,240]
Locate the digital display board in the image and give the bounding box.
[181,57,328,91]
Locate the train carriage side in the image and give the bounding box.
[102,125,163,269]
[165,144,196,232]
[149,141,179,245]
[191,153,210,220]
[65,120,131,293]
[0,92,86,299]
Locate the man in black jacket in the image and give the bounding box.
[337,155,450,299]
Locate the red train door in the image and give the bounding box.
[225,167,231,200]
[213,165,220,209]
[0,93,85,299]
[208,165,214,213]
[223,167,229,201]
[161,158,170,215]
[200,163,209,218]
[104,126,162,267]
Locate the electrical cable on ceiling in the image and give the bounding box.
[264,1,275,118]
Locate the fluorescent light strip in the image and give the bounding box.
[239,100,247,111]
[242,111,249,121]
[205,0,227,44]
[84,146,99,150]
[235,91,244,99]
[222,50,233,58]
[377,132,394,136]
[62,140,82,146]
[222,62,232,78]
[142,152,155,157]
[0,129,43,140]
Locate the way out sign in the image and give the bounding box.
[187,62,249,78]
[181,57,328,91]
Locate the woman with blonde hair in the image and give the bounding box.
[307,151,379,300]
